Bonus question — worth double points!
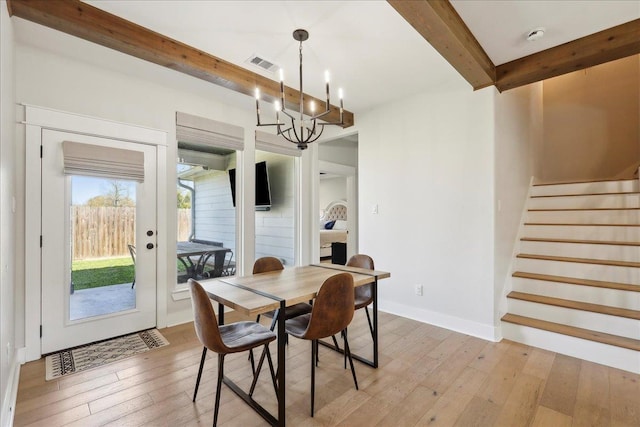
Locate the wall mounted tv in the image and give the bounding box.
[228,161,272,211]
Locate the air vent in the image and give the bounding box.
[246,54,279,73]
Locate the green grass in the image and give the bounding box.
[72,256,188,290]
[72,256,134,290]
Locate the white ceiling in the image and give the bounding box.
[13,1,640,115]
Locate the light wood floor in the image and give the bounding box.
[14,310,640,426]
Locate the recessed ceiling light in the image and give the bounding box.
[526,28,545,42]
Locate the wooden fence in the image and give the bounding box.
[72,206,191,259]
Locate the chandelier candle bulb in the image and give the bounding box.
[310,100,316,114]
[274,101,280,123]
[255,88,261,125]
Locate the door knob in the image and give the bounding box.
[146,243,154,249]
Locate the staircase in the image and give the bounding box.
[501,179,640,373]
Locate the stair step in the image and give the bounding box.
[533,178,637,186]
[501,313,640,351]
[512,271,640,292]
[524,222,640,227]
[531,191,639,199]
[507,291,640,320]
[521,237,640,247]
[517,253,640,268]
[529,207,640,212]
[502,313,640,351]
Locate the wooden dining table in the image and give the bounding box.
[198,263,390,427]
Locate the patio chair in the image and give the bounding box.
[128,244,136,288]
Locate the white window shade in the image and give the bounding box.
[62,141,145,182]
[176,111,244,151]
[255,130,302,157]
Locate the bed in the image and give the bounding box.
[320,200,348,259]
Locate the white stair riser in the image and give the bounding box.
[531,180,639,197]
[506,299,639,340]
[512,278,640,310]
[519,240,640,263]
[529,194,640,210]
[527,209,640,224]
[523,224,640,241]
[501,322,640,373]
[516,258,639,285]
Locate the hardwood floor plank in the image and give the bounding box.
[609,367,640,426]
[493,373,544,426]
[539,354,582,417]
[13,313,640,427]
[453,395,501,427]
[530,406,573,427]
[572,361,611,426]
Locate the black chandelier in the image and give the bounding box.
[254,29,344,150]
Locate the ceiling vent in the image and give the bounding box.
[246,55,279,73]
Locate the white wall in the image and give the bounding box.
[357,82,497,339]
[493,83,541,325]
[0,2,17,424]
[319,177,347,211]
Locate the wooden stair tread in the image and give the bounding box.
[533,178,637,186]
[531,191,639,198]
[512,271,640,292]
[524,222,640,227]
[501,313,640,351]
[529,207,640,212]
[517,253,640,268]
[507,291,640,320]
[520,237,640,246]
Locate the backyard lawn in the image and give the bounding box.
[72,256,134,290]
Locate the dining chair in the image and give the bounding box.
[284,272,358,417]
[253,257,312,330]
[188,279,278,427]
[347,254,375,339]
[127,244,136,289]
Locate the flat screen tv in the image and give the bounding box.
[228,161,272,211]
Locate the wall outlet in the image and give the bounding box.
[414,284,423,296]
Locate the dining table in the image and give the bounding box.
[198,263,390,426]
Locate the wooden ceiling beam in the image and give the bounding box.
[387,0,496,90]
[496,19,640,92]
[7,0,354,128]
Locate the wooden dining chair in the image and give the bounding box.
[188,279,278,427]
[253,257,312,330]
[284,272,358,417]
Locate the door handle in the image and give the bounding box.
[147,230,154,236]
[146,243,154,250]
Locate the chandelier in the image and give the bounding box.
[254,29,344,150]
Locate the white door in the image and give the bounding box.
[41,130,157,354]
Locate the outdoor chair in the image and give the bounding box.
[127,244,136,288]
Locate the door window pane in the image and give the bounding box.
[69,176,136,320]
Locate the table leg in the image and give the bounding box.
[218,302,224,325]
[277,300,286,426]
[373,277,378,368]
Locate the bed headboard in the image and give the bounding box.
[322,200,347,221]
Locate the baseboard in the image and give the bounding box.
[379,300,499,342]
[1,349,23,427]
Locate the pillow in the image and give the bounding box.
[324,220,336,230]
[333,220,347,230]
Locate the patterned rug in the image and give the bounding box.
[45,329,169,380]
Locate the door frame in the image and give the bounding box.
[23,105,167,362]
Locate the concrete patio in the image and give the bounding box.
[70,282,136,320]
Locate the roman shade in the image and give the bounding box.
[62,140,145,182]
[255,131,302,157]
[176,112,244,151]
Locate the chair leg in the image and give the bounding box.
[249,344,268,396]
[249,348,256,375]
[213,354,225,427]
[364,306,374,340]
[131,278,135,289]
[343,328,347,369]
[310,340,317,417]
[193,347,207,402]
[343,331,359,391]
